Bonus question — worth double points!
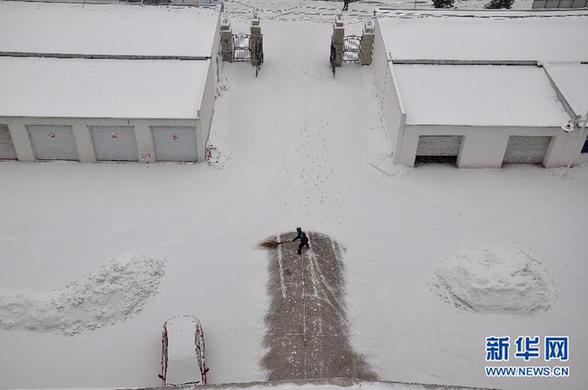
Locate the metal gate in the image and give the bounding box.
[343,35,361,64]
[233,33,251,62]
[90,126,138,161]
[0,125,17,160]
[152,126,197,162]
[28,125,78,161]
[503,136,551,164]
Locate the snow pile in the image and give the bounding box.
[206,143,229,168]
[0,254,166,336]
[431,246,556,314]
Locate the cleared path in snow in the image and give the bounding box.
[261,232,376,380]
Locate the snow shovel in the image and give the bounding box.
[257,238,288,249]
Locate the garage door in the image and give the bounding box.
[28,125,77,160]
[503,136,551,164]
[152,127,197,162]
[417,136,462,156]
[90,126,138,161]
[0,125,17,160]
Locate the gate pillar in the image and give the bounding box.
[359,22,374,66]
[250,17,264,66]
[221,18,234,63]
[331,17,344,67]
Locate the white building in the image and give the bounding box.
[0,1,221,163]
[372,9,588,168]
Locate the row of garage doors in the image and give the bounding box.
[415,135,553,165]
[0,125,198,162]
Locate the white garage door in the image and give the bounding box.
[90,126,138,161]
[503,136,551,164]
[416,136,462,156]
[0,125,17,160]
[28,125,78,160]
[152,127,197,162]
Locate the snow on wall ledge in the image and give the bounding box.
[0,254,166,336]
[430,246,556,314]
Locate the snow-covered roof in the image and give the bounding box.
[377,11,588,62]
[0,57,209,119]
[545,63,588,117]
[393,64,570,126]
[0,1,219,57]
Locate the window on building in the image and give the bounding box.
[583,136,588,154]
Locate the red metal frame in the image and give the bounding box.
[160,325,169,385]
[160,317,209,386]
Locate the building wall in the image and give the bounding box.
[372,20,406,156]
[1,10,221,164]
[394,124,587,168]
[2,117,199,163]
[372,20,390,100]
[196,13,222,160]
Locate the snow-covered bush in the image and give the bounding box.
[485,0,514,8]
[432,0,454,8]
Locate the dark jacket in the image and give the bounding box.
[292,231,309,245]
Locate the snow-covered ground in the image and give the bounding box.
[1,4,587,390]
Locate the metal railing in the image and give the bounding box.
[233,33,251,62]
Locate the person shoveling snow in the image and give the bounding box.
[292,227,310,255]
[257,227,311,255]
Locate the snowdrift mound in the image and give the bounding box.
[0,254,166,335]
[431,246,556,314]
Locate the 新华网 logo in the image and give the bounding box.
[484,336,569,377]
